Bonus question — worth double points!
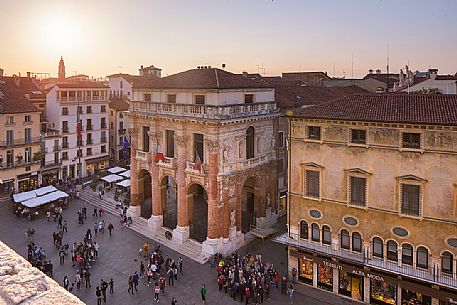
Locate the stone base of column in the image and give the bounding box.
[127,206,141,218]
[255,208,278,229]
[172,226,189,244]
[202,238,221,256]
[148,215,163,232]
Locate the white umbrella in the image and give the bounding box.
[101,174,124,183]
[13,190,37,203]
[107,166,127,174]
[116,179,130,188]
[35,185,57,196]
[120,170,130,178]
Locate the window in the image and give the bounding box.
[62,121,68,133]
[62,107,68,115]
[25,115,31,123]
[86,133,92,145]
[278,131,284,148]
[110,122,114,129]
[194,95,205,105]
[311,223,320,242]
[352,232,362,253]
[101,117,106,129]
[401,184,420,216]
[62,152,68,160]
[299,221,308,240]
[341,230,350,250]
[307,126,321,140]
[144,94,152,101]
[402,244,413,266]
[387,241,398,261]
[244,94,254,104]
[350,176,366,206]
[417,247,428,269]
[24,147,32,163]
[143,126,150,152]
[77,106,83,114]
[119,112,124,118]
[86,148,92,156]
[166,130,175,158]
[86,106,92,114]
[62,136,68,148]
[442,252,453,274]
[87,119,92,131]
[101,131,106,143]
[402,132,421,149]
[305,170,320,198]
[120,80,123,89]
[119,137,123,144]
[25,128,32,144]
[349,129,366,144]
[77,149,83,157]
[101,145,106,154]
[119,121,124,131]
[167,94,177,103]
[322,226,331,245]
[194,133,204,162]
[101,105,106,113]
[6,150,13,167]
[277,159,284,174]
[246,126,255,159]
[6,130,14,145]
[6,116,14,125]
[372,237,383,258]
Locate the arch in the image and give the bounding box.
[299,220,308,240]
[187,183,208,243]
[241,176,259,233]
[441,251,454,275]
[416,246,429,269]
[372,237,384,258]
[322,225,331,245]
[138,169,152,219]
[161,175,177,230]
[387,240,398,262]
[246,126,255,159]
[402,243,413,266]
[352,232,362,253]
[311,223,320,242]
[341,229,350,250]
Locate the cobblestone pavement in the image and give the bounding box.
[0,198,355,305]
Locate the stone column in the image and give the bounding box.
[312,262,318,288]
[332,267,339,294]
[235,177,242,232]
[221,185,230,239]
[173,134,189,244]
[363,276,371,304]
[128,128,140,217]
[148,131,162,231]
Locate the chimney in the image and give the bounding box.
[0,68,4,77]
[242,71,248,78]
[27,72,31,78]
[376,69,381,74]
[369,69,374,74]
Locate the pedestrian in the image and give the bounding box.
[171,297,177,305]
[94,222,98,235]
[154,282,160,303]
[140,261,145,278]
[128,276,134,294]
[200,284,207,304]
[99,205,104,217]
[108,222,114,236]
[245,286,250,305]
[109,278,114,294]
[96,286,102,305]
[76,191,80,200]
[291,267,297,284]
[46,210,51,222]
[99,220,105,233]
[85,269,91,288]
[94,241,99,258]
[147,269,153,286]
[59,248,65,265]
[159,275,166,295]
[57,214,63,228]
[75,272,81,290]
[167,267,174,286]
[133,271,139,292]
[173,264,178,281]
[101,279,108,302]
[62,220,68,233]
[288,284,294,304]
[94,207,98,218]
[99,190,102,199]
[178,256,183,274]
[63,275,69,290]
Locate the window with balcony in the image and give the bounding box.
[101,145,106,154]
[144,94,152,101]
[372,237,384,258]
[110,122,114,130]
[402,244,413,266]
[193,133,204,163]
[86,119,92,131]
[246,126,255,159]
[86,148,92,156]
[341,229,350,250]
[6,130,14,145]
[86,133,92,145]
[77,106,83,115]
[350,176,366,206]
[278,131,284,148]
[194,95,205,105]
[62,107,68,115]
[143,126,150,152]
[25,128,32,144]
[62,152,68,160]
[24,147,31,163]
[277,159,284,174]
[86,106,92,114]
[62,136,68,148]
[25,115,31,123]
[167,94,177,103]
[305,170,320,198]
[101,117,106,129]
[402,132,421,149]
[119,112,124,118]
[311,223,320,242]
[6,116,14,125]
[101,131,106,143]
[322,226,331,245]
[166,130,175,158]
[352,232,362,253]
[77,149,83,157]
[6,150,13,167]
[62,121,68,133]
[307,126,321,140]
[387,241,398,262]
[299,220,308,240]
[416,247,429,269]
[401,184,421,216]
[101,105,106,113]
[119,121,124,131]
[244,94,254,104]
[442,252,454,275]
[351,129,366,144]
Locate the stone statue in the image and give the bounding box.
[266,192,271,207]
[230,210,236,227]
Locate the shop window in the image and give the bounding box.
[299,220,308,240]
[322,225,331,245]
[352,232,362,253]
[317,262,333,291]
[402,244,413,266]
[305,170,320,198]
[442,251,454,275]
[351,129,366,144]
[401,184,421,216]
[307,126,321,140]
[372,237,384,259]
[402,132,421,149]
[350,176,366,206]
[387,241,398,262]
[341,229,350,250]
[338,270,363,301]
[246,126,255,159]
[416,247,429,269]
[299,257,313,285]
[311,223,320,242]
[370,279,397,305]
[402,289,431,305]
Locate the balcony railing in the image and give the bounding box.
[100,137,107,143]
[221,155,270,172]
[62,110,69,116]
[86,124,93,131]
[0,160,39,169]
[130,101,279,120]
[136,150,150,162]
[53,145,61,152]
[157,157,176,169]
[23,121,33,126]
[0,137,41,147]
[62,128,69,134]
[62,143,69,149]
[274,233,457,290]
[185,161,206,174]
[77,140,84,146]
[86,139,93,145]
[101,124,107,129]
[41,159,61,168]
[118,128,126,135]
[5,121,15,126]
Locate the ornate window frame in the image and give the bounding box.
[345,168,371,209]
[396,174,427,219]
[300,162,324,201]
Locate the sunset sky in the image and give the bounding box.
[1,0,456,78]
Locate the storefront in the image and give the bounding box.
[18,173,38,192]
[402,288,431,305]
[85,156,108,176]
[339,270,363,302]
[0,179,14,195]
[317,261,333,291]
[370,278,397,305]
[41,169,60,186]
[298,256,313,285]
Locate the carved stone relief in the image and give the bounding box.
[426,132,455,150]
[324,125,345,142]
[371,128,399,146]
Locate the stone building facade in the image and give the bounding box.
[128,67,280,255]
[276,95,457,304]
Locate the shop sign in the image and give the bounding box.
[351,269,384,282]
[322,260,342,271]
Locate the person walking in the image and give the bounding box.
[154,282,160,303]
[94,222,98,235]
[75,272,81,290]
[132,271,139,292]
[63,275,69,290]
[62,220,68,233]
[140,261,145,278]
[288,284,294,304]
[109,278,114,294]
[108,222,114,236]
[46,210,51,222]
[93,207,98,218]
[200,284,207,304]
[59,248,65,265]
[95,286,102,305]
[85,269,91,288]
[128,276,134,294]
[178,256,183,275]
[167,267,174,286]
[171,297,177,305]
[245,286,251,305]
[100,279,108,302]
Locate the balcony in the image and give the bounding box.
[5,121,16,126]
[130,101,279,121]
[86,124,93,131]
[136,150,150,162]
[41,130,60,138]
[23,120,33,126]
[220,155,270,173]
[100,137,107,143]
[86,139,93,145]
[53,145,61,152]
[185,160,206,175]
[0,160,39,170]
[41,159,61,169]
[118,128,126,135]
[61,110,69,116]
[0,137,40,148]
[101,124,107,129]
[157,157,176,169]
[77,140,84,146]
[62,142,69,149]
[62,128,69,134]
[274,233,457,290]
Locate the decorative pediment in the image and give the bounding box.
[344,168,372,176]
[396,174,427,182]
[300,162,324,169]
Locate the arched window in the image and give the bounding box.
[352,232,362,253]
[246,127,255,159]
[372,237,384,258]
[341,229,350,250]
[402,244,413,265]
[387,241,398,262]
[299,220,308,240]
[322,225,331,245]
[311,223,320,242]
[442,252,454,275]
[417,247,429,269]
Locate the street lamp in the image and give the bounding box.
[76,99,82,188]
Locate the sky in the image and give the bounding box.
[1,0,456,79]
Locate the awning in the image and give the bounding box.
[108,166,127,174]
[119,170,130,178]
[116,179,130,188]
[101,174,124,183]
[85,155,109,164]
[35,185,57,196]
[21,190,69,208]
[13,190,36,203]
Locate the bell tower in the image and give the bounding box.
[58,56,66,80]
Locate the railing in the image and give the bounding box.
[77,140,84,146]
[157,157,176,169]
[62,110,69,116]
[23,121,33,126]
[86,151,93,156]
[101,124,107,129]
[185,161,206,174]
[130,101,279,120]
[118,128,126,135]
[86,139,93,145]
[221,155,270,172]
[5,121,15,126]
[62,128,69,134]
[53,145,61,152]
[86,124,93,131]
[41,130,60,138]
[136,150,148,162]
[62,143,69,149]
[0,160,39,169]
[100,137,107,143]
[274,233,457,289]
[42,159,61,168]
[0,137,41,147]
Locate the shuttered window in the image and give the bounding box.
[350,177,366,206]
[401,184,420,216]
[305,170,320,198]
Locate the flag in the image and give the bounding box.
[123,136,131,160]
[76,122,82,137]
[155,144,165,162]
[194,150,202,172]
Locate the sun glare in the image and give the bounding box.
[41,15,82,53]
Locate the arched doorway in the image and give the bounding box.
[138,169,152,219]
[242,177,257,233]
[188,184,208,243]
[161,176,177,230]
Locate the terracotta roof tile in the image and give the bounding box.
[56,82,108,89]
[109,98,129,111]
[1,98,40,114]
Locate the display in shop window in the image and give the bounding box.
[317,262,333,291]
[338,271,363,301]
[402,289,431,305]
[299,257,313,285]
[370,279,396,305]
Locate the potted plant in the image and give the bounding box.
[33,152,42,163]
[16,154,23,164]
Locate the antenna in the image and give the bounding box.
[386,44,390,92]
[351,53,354,80]
[333,60,336,78]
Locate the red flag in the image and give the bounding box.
[155,144,165,162]
[77,122,82,137]
[194,150,202,171]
